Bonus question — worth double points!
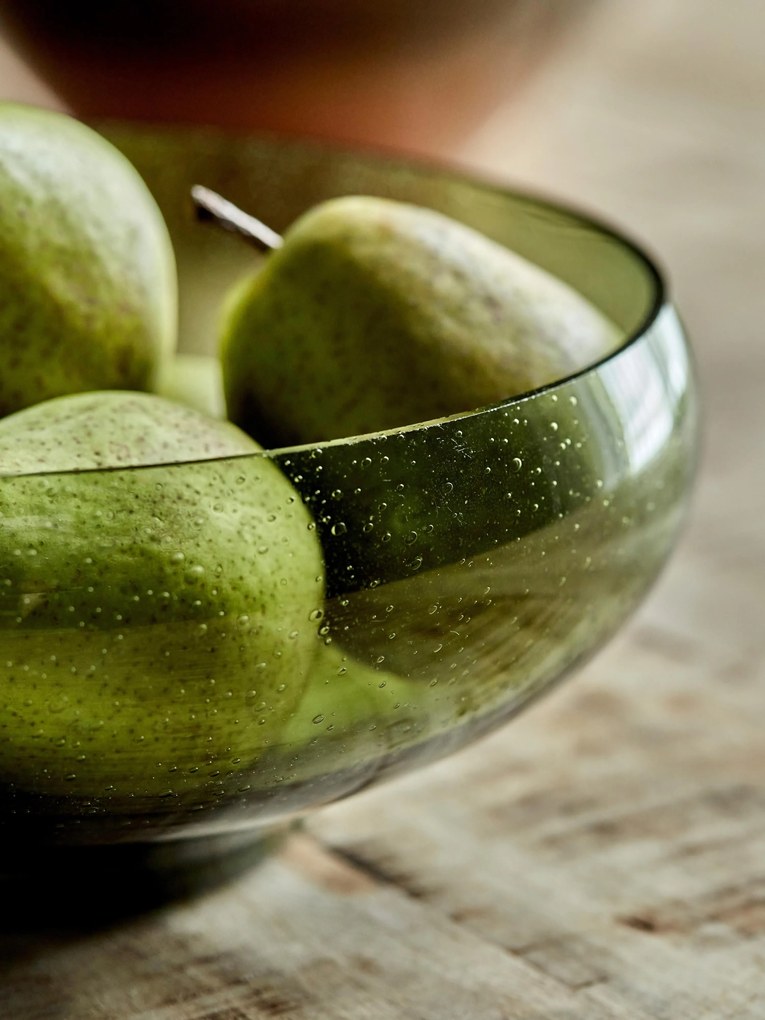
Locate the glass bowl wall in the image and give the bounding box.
[0,125,698,852]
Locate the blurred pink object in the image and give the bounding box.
[0,0,585,155]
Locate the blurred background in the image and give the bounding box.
[0,1,587,155]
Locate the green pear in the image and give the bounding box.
[213,194,621,593]
[270,639,514,789]
[0,391,325,803]
[272,644,433,785]
[220,194,621,446]
[0,103,177,417]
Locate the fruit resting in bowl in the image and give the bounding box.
[0,103,177,416]
[0,391,324,801]
[0,109,655,839]
[206,190,622,592]
[219,193,621,445]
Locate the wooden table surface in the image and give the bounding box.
[2,1,764,1016]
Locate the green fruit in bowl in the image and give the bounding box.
[0,103,177,417]
[275,643,426,782]
[209,192,621,593]
[220,194,620,445]
[272,639,503,791]
[275,384,617,595]
[0,391,324,802]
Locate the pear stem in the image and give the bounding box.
[191,185,284,252]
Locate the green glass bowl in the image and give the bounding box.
[0,125,698,895]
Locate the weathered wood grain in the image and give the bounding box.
[2,0,764,1016]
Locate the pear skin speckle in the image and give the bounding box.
[221,195,621,446]
[0,391,325,800]
[0,103,177,417]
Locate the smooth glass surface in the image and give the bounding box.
[0,125,699,852]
